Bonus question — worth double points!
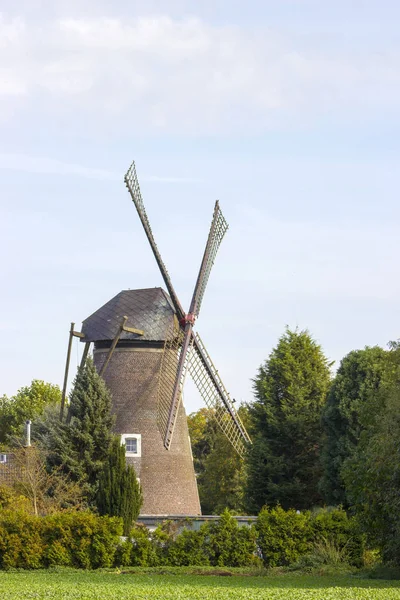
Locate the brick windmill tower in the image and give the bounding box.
[60,162,251,516]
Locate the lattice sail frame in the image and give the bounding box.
[157,318,193,443]
[188,333,251,457]
[190,202,228,318]
[125,162,185,320]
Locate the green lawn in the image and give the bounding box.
[1,570,400,599]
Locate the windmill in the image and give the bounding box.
[60,161,251,516]
[124,162,251,457]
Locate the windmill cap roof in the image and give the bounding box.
[81,287,176,343]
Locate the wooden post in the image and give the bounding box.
[65,341,91,424]
[60,322,74,421]
[79,341,91,371]
[99,316,128,377]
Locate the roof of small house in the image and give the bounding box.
[81,288,176,343]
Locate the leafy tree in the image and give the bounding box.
[198,429,246,515]
[46,358,114,502]
[246,328,331,513]
[188,407,247,514]
[319,346,387,506]
[96,436,143,535]
[1,443,84,516]
[0,381,61,443]
[342,343,400,563]
[187,408,218,476]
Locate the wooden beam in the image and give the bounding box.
[72,330,85,339]
[122,325,144,336]
[99,316,128,377]
[60,322,74,421]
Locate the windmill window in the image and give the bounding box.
[125,438,137,453]
[121,433,141,457]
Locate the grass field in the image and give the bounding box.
[1,569,400,600]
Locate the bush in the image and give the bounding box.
[204,510,259,567]
[311,508,364,567]
[0,510,122,569]
[0,511,44,569]
[255,506,311,567]
[42,511,122,569]
[166,528,210,566]
[129,524,161,567]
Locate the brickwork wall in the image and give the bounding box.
[94,346,201,516]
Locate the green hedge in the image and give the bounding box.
[0,507,363,570]
[0,511,122,569]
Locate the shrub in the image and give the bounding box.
[255,506,312,567]
[166,528,209,566]
[311,508,364,567]
[0,510,122,570]
[204,510,259,567]
[42,511,122,569]
[0,511,44,569]
[130,524,160,567]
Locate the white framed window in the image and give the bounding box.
[121,433,141,457]
[0,454,7,464]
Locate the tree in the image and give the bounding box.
[187,408,218,477]
[319,346,387,506]
[341,343,400,562]
[246,327,331,513]
[0,381,61,443]
[188,407,248,514]
[197,428,246,514]
[2,443,84,516]
[46,358,114,502]
[96,436,143,535]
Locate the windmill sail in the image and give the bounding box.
[189,201,228,318]
[157,318,193,448]
[189,332,251,457]
[124,162,185,320]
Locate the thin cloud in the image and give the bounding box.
[1,13,399,133]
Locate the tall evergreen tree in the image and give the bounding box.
[47,358,114,502]
[245,328,331,513]
[319,346,387,506]
[97,436,143,535]
[341,343,400,563]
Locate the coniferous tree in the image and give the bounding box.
[96,436,143,535]
[46,358,114,502]
[245,328,331,513]
[319,346,387,506]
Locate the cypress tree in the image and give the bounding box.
[97,436,143,535]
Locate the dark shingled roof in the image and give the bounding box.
[81,288,176,343]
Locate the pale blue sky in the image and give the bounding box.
[1,1,400,412]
